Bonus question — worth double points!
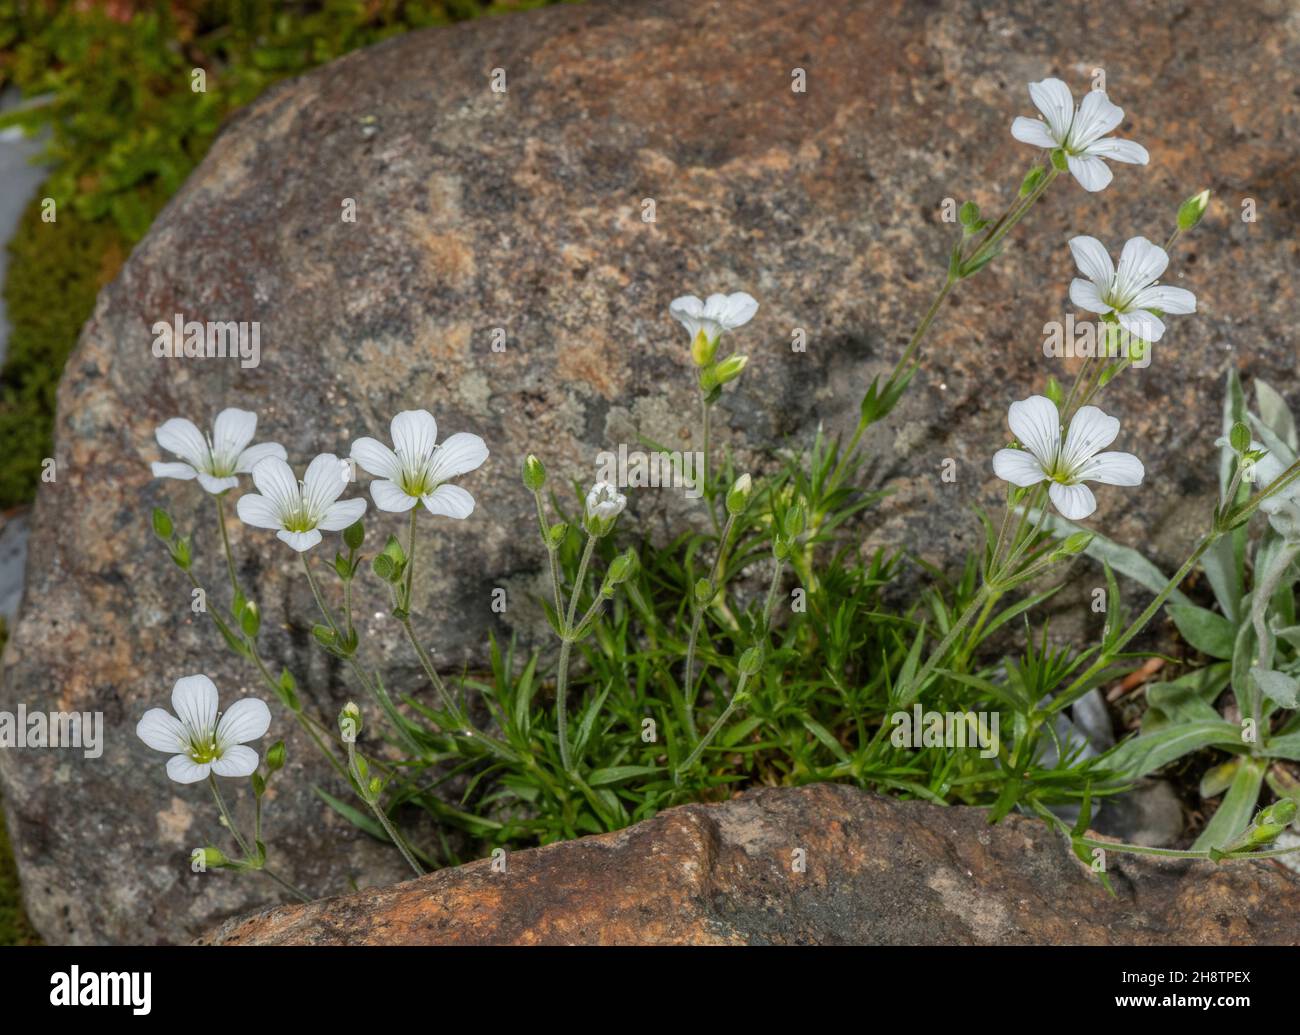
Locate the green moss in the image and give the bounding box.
[0,195,125,509]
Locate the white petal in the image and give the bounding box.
[711,292,758,330]
[1084,137,1148,165]
[669,294,704,319]
[1069,278,1113,314]
[277,529,322,552]
[302,453,348,520]
[371,479,418,512]
[1068,235,1115,288]
[235,441,287,474]
[425,432,489,484]
[211,745,259,778]
[1010,116,1057,149]
[1117,308,1166,343]
[1114,236,1169,299]
[137,708,187,753]
[1078,451,1144,486]
[1061,405,1121,471]
[1006,395,1062,470]
[992,449,1048,487]
[1068,90,1123,149]
[171,674,218,740]
[197,473,239,495]
[1027,78,1074,141]
[155,417,210,470]
[166,755,211,784]
[350,436,402,480]
[1066,154,1113,193]
[319,497,367,531]
[236,492,284,530]
[212,408,258,459]
[422,484,475,519]
[1130,284,1196,315]
[151,461,198,481]
[1049,481,1098,520]
[391,410,438,465]
[250,456,301,513]
[216,697,271,748]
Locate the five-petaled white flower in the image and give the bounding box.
[236,453,367,552]
[136,674,271,784]
[669,292,758,345]
[1011,78,1148,192]
[350,410,488,517]
[151,408,286,494]
[1068,235,1195,343]
[586,481,627,523]
[992,395,1144,520]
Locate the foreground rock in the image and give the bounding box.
[206,785,1300,945]
[3,0,1297,943]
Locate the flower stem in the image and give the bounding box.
[214,494,240,600]
[346,741,425,878]
[684,511,739,738]
[556,532,597,772]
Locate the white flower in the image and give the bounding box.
[1227,439,1300,541]
[349,410,488,517]
[1011,78,1148,192]
[669,292,758,345]
[136,675,270,784]
[1068,235,1195,343]
[585,481,627,523]
[151,408,286,494]
[992,395,1144,520]
[236,454,367,552]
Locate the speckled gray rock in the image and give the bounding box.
[2,0,1298,944]
[205,784,1300,945]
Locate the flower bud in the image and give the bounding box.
[522,454,547,492]
[713,354,749,386]
[602,548,638,593]
[266,740,286,772]
[738,647,764,676]
[1177,189,1211,232]
[691,329,718,367]
[694,577,714,605]
[585,481,627,538]
[783,502,806,539]
[339,701,362,739]
[151,507,174,540]
[726,473,752,516]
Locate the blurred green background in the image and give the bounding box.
[0,0,564,946]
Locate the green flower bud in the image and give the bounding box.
[1177,189,1211,231]
[601,548,638,594]
[694,577,714,605]
[713,354,749,386]
[251,772,266,798]
[368,776,384,798]
[522,454,547,492]
[276,668,301,712]
[240,599,261,638]
[699,365,720,392]
[1018,165,1046,198]
[339,701,362,739]
[199,846,230,869]
[1052,531,1094,559]
[151,507,174,540]
[343,520,365,551]
[783,503,806,539]
[170,536,192,572]
[726,473,752,515]
[738,647,764,675]
[691,329,718,367]
[958,200,980,228]
[548,521,568,548]
[266,740,286,772]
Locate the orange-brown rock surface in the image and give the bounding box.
[205,785,1300,945]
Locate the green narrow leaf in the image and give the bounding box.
[1166,603,1236,660]
[1104,720,1243,779]
[1192,758,1265,852]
